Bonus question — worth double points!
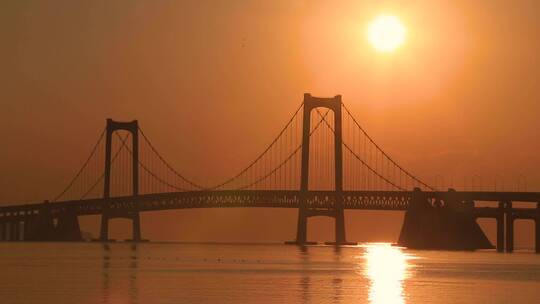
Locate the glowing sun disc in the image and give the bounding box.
[367,15,406,53]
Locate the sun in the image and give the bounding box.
[367,15,406,53]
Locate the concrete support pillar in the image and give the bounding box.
[132,212,141,242]
[20,220,25,241]
[56,211,82,241]
[10,221,19,241]
[5,222,11,241]
[100,215,110,242]
[15,221,20,241]
[497,201,505,252]
[334,208,346,244]
[21,213,31,241]
[536,219,540,254]
[23,217,32,241]
[294,208,308,244]
[505,201,514,253]
[25,203,56,241]
[287,207,316,245]
[3,222,7,241]
[536,202,540,254]
[101,212,141,242]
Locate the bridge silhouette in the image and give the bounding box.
[1,94,539,252]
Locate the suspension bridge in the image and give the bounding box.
[1,94,539,252]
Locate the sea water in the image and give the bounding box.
[0,242,539,304]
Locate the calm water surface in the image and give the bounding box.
[0,242,539,303]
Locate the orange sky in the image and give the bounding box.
[1,1,539,245]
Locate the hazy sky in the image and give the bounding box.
[1,1,539,244]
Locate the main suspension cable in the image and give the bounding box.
[341,103,435,190]
[53,129,106,201]
[208,102,304,190]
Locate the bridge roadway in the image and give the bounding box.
[1,190,539,221]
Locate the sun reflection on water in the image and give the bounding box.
[363,243,411,304]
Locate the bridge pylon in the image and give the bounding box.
[287,94,355,246]
[99,119,143,242]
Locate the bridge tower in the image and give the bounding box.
[99,119,142,242]
[288,94,354,245]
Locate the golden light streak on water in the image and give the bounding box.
[363,243,411,304]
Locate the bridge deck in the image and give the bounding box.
[1,190,539,221]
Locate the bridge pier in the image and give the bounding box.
[56,211,82,241]
[100,208,142,242]
[332,208,347,245]
[25,203,55,241]
[534,202,540,253]
[100,212,141,242]
[398,188,493,250]
[3,205,83,242]
[132,212,141,242]
[290,208,315,245]
[25,211,36,241]
[536,218,540,253]
[2,222,7,241]
[23,216,32,241]
[99,214,110,241]
[10,221,19,241]
[505,201,514,253]
[289,207,350,245]
[3,222,8,241]
[496,201,505,252]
